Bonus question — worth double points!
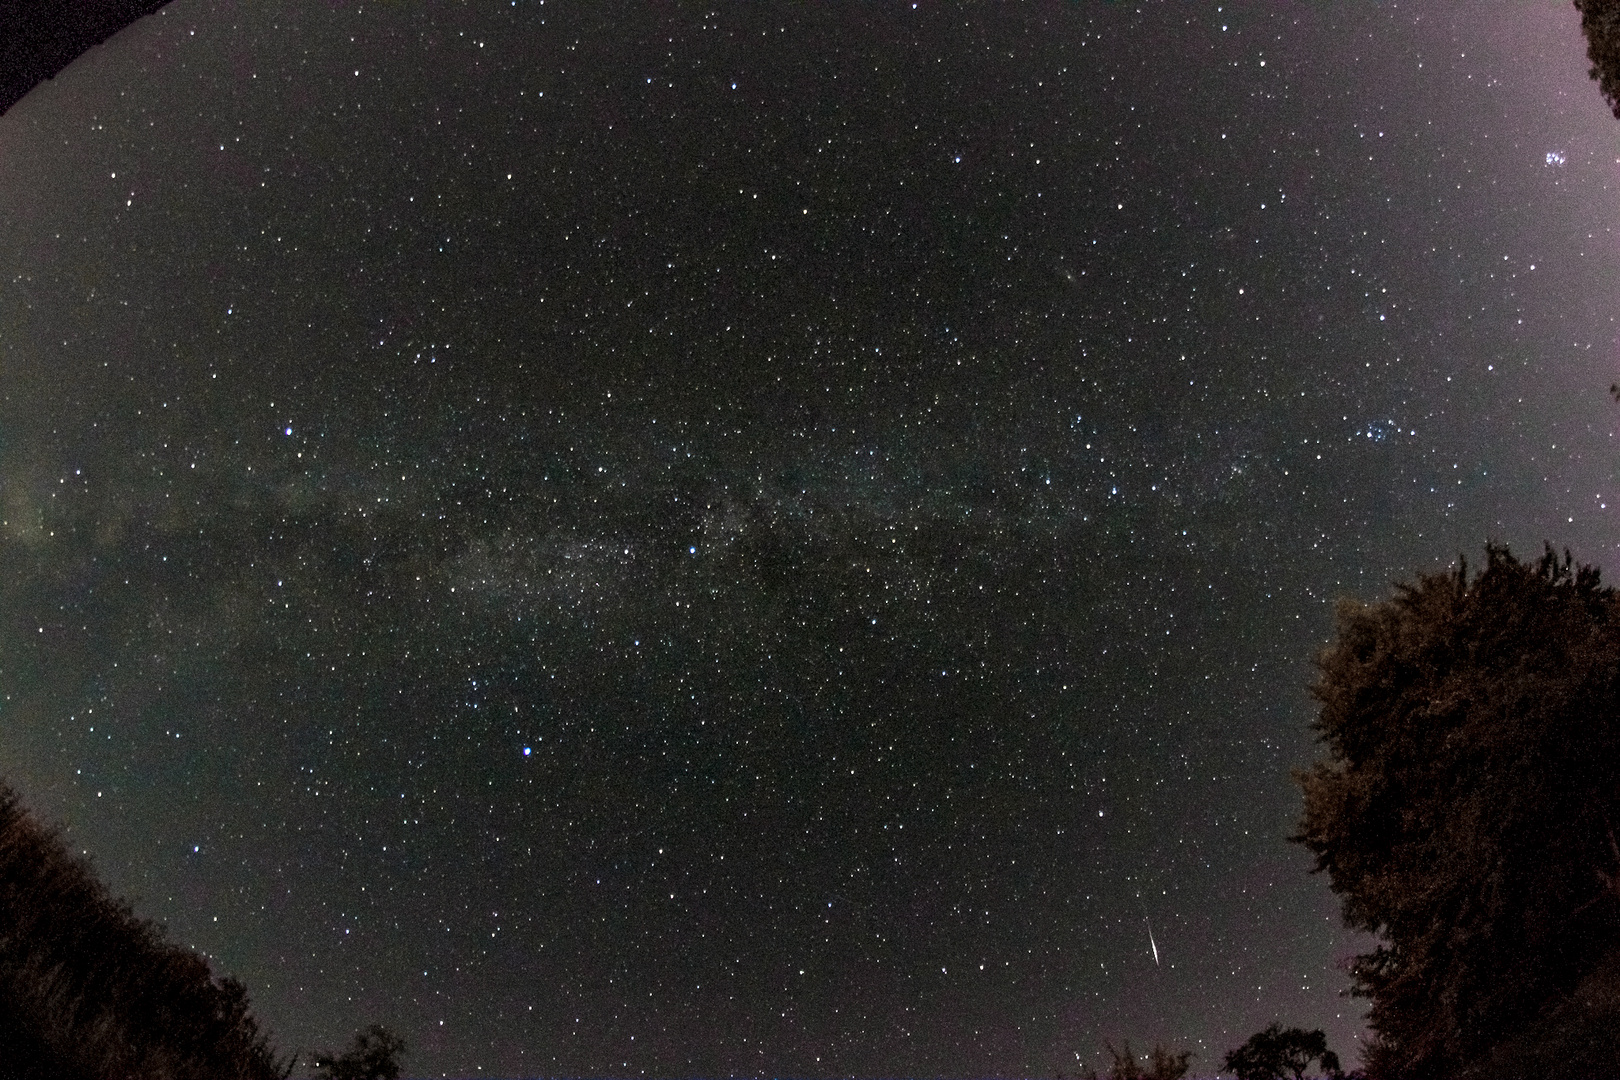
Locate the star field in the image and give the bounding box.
[3,2,1620,1076]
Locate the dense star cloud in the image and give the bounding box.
[2,2,1618,1076]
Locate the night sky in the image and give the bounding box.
[2,2,1618,1076]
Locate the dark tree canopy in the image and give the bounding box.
[1577,0,1620,119]
[1224,1024,1343,1080]
[0,782,287,1080]
[1077,1040,1192,1080]
[311,1025,406,1080]
[0,0,171,118]
[1295,547,1620,1079]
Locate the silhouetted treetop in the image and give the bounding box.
[1224,1023,1344,1080]
[1077,1039,1192,1080]
[1577,0,1620,119]
[0,781,288,1080]
[1295,546,1620,1079]
[311,1024,406,1080]
[0,0,171,119]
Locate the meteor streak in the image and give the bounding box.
[1137,895,1160,966]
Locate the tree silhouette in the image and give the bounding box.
[311,1024,406,1080]
[0,781,288,1079]
[1295,546,1620,1079]
[1224,1024,1343,1080]
[1576,0,1620,119]
[0,0,171,118]
[1077,1039,1192,1080]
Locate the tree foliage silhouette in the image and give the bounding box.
[0,781,288,1079]
[1576,0,1620,119]
[1224,1024,1343,1080]
[1295,546,1620,1079]
[1077,1039,1192,1080]
[310,1025,406,1080]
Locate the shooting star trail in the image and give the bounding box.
[1137,896,1160,966]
